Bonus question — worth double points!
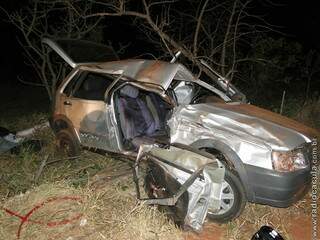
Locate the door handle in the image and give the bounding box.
[63,101,72,106]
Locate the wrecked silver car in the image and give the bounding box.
[45,38,318,230]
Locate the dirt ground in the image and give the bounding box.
[185,215,314,240]
[184,194,319,240]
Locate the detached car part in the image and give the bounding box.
[0,122,48,154]
[134,144,225,231]
[0,127,20,153]
[251,226,284,240]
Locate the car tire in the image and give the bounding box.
[56,129,80,157]
[207,168,246,223]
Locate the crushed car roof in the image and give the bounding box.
[43,38,242,97]
[43,39,195,89]
[82,59,196,89]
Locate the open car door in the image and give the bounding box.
[42,38,119,68]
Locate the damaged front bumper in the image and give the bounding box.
[133,143,225,231]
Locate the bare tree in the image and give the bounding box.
[3,0,103,102]
[83,0,272,83]
[4,0,273,103]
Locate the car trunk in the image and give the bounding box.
[42,38,119,68]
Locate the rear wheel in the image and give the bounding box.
[56,129,80,157]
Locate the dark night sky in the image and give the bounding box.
[1,1,320,84]
[263,1,320,48]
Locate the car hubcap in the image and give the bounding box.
[208,180,235,215]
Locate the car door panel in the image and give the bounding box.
[60,70,118,151]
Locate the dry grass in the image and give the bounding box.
[0,180,183,240]
[0,125,183,240]
[0,126,121,199]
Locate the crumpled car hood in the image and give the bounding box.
[173,103,318,150]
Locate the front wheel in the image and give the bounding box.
[144,162,189,226]
[207,168,246,223]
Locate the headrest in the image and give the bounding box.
[82,80,91,91]
[120,85,139,98]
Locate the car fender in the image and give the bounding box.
[190,138,255,201]
[50,114,81,143]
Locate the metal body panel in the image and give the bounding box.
[57,61,229,105]
[42,38,118,68]
[63,99,110,149]
[214,102,318,141]
[56,59,195,91]
[55,98,117,151]
[43,38,76,68]
[135,145,225,231]
[169,103,318,170]
[44,37,238,101]
[56,71,114,150]
[62,98,105,130]
[105,98,123,152]
[93,59,195,89]
[54,68,121,151]
[194,80,231,102]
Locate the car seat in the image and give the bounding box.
[116,85,157,149]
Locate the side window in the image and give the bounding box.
[71,72,114,101]
[63,72,81,96]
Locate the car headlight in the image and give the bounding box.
[272,148,308,172]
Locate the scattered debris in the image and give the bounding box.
[134,144,225,231]
[0,127,20,153]
[34,155,49,183]
[0,122,49,154]
[252,225,284,240]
